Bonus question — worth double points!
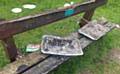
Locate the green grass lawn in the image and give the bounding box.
[0,0,120,74]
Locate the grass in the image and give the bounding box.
[0,0,120,74]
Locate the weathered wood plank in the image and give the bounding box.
[23,56,70,74]
[0,52,48,74]
[0,0,107,39]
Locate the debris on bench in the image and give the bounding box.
[41,35,83,56]
[24,21,115,74]
[78,20,115,40]
[26,44,40,52]
[0,20,115,74]
[41,19,115,56]
[23,36,92,74]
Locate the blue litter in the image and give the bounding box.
[65,9,75,16]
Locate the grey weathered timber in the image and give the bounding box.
[0,52,48,74]
[23,56,70,74]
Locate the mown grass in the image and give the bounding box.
[0,0,120,74]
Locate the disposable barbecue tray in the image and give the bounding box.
[41,35,83,56]
[78,20,113,40]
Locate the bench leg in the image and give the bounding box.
[79,9,95,27]
[1,36,19,62]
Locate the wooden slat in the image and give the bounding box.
[0,52,48,74]
[0,0,107,39]
[23,56,70,74]
[1,36,19,62]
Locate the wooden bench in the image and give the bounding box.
[0,0,109,74]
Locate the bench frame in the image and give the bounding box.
[0,0,109,74]
[0,0,107,67]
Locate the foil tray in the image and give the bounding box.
[41,35,83,56]
[78,20,113,40]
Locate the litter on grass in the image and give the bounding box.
[23,4,36,9]
[26,44,40,52]
[64,1,74,8]
[41,35,83,56]
[11,8,22,13]
[70,1,74,5]
[65,9,75,16]
[64,3,71,8]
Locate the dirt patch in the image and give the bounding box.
[81,70,93,74]
[77,48,120,74]
[77,69,93,74]
[108,48,120,63]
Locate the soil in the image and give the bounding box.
[108,48,120,62]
